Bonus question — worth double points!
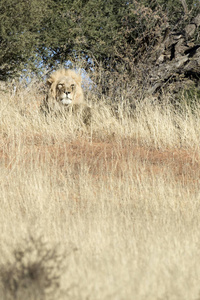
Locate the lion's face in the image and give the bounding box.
[46,69,84,106]
[42,69,91,125]
[55,77,76,105]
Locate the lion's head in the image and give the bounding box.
[41,69,91,125]
[46,69,84,105]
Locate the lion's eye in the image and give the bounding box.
[71,84,75,90]
[57,84,63,89]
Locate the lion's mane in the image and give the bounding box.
[46,69,84,104]
[41,69,91,125]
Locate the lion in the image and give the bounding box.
[41,69,91,125]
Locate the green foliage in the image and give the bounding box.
[182,86,200,112]
[0,0,51,79]
[42,0,167,76]
[0,0,199,80]
[155,0,200,23]
[43,0,199,67]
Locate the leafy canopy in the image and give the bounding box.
[0,0,199,79]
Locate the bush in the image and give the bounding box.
[0,235,67,300]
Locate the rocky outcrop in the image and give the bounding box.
[146,14,200,95]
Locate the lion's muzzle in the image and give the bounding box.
[61,98,72,105]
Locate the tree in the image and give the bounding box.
[41,0,199,63]
[0,0,199,88]
[0,0,51,80]
[40,1,166,71]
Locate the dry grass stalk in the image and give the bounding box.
[0,80,200,299]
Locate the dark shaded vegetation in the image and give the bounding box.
[0,235,69,300]
[0,1,199,74]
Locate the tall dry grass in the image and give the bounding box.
[0,81,200,299]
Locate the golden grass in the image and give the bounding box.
[0,84,200,299]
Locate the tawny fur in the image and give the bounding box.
[47,69,84,104]
[41,69,91,126]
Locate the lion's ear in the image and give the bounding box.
[71,83,76,91]
[50,81,57,98]
[74,74,82,86]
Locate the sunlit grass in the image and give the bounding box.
[0,83,200,299]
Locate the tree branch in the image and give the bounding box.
[179,0,188,15]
